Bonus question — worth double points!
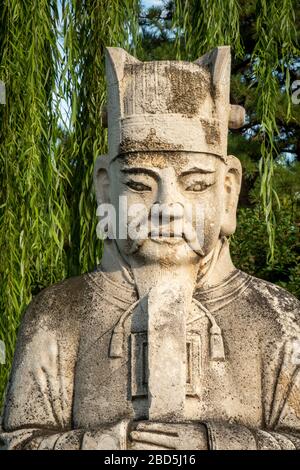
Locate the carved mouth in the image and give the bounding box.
[149,230,185,245]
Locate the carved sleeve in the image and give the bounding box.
[204,420,300,450]
[0,286,128,450]
[204,335,300,450]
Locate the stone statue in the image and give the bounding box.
[1,46,300,450]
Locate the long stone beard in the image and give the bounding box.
[129,258,199,422]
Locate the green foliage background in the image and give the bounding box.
[0,0,299,406]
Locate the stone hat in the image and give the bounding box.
[104,46,245,162]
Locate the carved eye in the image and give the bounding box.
[126,180,152,192]
[185,181,211,192]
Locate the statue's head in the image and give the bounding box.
[94,47,245,267]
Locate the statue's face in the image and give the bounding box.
[106,151,237,266]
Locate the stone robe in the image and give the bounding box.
[1,249,300,450]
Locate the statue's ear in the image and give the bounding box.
[94,156,110,206]
[220,155,242,237]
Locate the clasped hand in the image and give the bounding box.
[129,421,208,450]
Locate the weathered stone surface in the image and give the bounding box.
[106,47,233,161]
[1,46,300,450]
[148,285,187,422]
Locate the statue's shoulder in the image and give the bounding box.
[21,271,102,331]
[21,267,136,331]
[247,274,299,312]
[243,272,300,335]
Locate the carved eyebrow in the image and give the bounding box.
[120,167,159,180]
[180,167,216,176]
